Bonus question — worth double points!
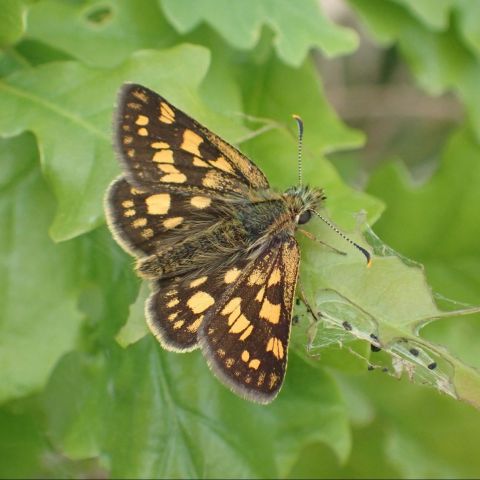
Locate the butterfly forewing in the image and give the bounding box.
[199,237,300,404]
[115,84,269,193]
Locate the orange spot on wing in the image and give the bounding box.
[187,291,214,314]
[153,149,174,163]
[191,196,211,209]
[248,359,260,370]
[181,129,203,156]
[146,193,170,215]
[163,217,183,229]
[259,298,281,324]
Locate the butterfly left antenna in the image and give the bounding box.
[292,115,304,186]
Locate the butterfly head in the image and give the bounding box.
[283,185,326,226]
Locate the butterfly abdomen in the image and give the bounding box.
[136,219,250,279]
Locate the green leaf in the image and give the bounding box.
[292,371,480,478]
[39,224,140,459]
[455,0,480,56]
[115,282,149,347]
[299,221,480,409]
[42,352,109,460]
[0,398,107,478]
[26,0,177,67]
[43,338,350,478]
[0,405,48,478]
[0,134,83,403]
[392,0,453,30]
[355,127,480,409]
[349,0,480,143]
[349,373,480,478]
[288,422,401,478]
[0,45,248,241]
[160,0,358,66]
[240,57,383,229]
[369,129,480,261]
[0,0,25,48]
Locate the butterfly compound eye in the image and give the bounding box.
[297,210,312,225]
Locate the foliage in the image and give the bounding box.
[0,0,479,478]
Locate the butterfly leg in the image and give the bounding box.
[296,282,324,353]
[297,284,321,322]
[298,229,347,256]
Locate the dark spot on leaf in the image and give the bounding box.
[427,362,437,370]
[409,348,420,357]
[367,365,374,371]
[342,320,352,331]
[292,315,299,325]
[370,334,381,352]
[85,5,113,25]
[295,298,300,306]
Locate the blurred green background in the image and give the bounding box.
[1,0,479,478]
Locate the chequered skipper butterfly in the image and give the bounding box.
[105,84,370,403]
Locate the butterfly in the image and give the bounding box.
[105,83,370,404]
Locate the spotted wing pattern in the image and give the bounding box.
[105,177,217,256]
[106,83,303,405]
[146,260,250,352]
[199,237,300,404]
[115,83,269,193]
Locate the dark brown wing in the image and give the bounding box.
[146,259,251,352]
[198,237,300,404]
[115,83,269,193]
[105,177,218,256]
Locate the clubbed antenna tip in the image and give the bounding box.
[312,210,372,266]
[358,244,372,267]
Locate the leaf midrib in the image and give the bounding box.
[0,81,109,141]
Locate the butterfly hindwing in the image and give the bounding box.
[199,237,300,404]
[146,259,251,352]
[115,83,269,193]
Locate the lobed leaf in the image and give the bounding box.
[43,338,350,478]
[0,134,83,403]
[0,45,248,241]
[392,0,453,30]
[26,0,177,67]
[349,0,480,143]
[160,0,358,66]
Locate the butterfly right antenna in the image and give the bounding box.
[312,209,372,266]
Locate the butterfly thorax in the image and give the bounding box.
[233,185,324,250]
[136,185,324,281]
